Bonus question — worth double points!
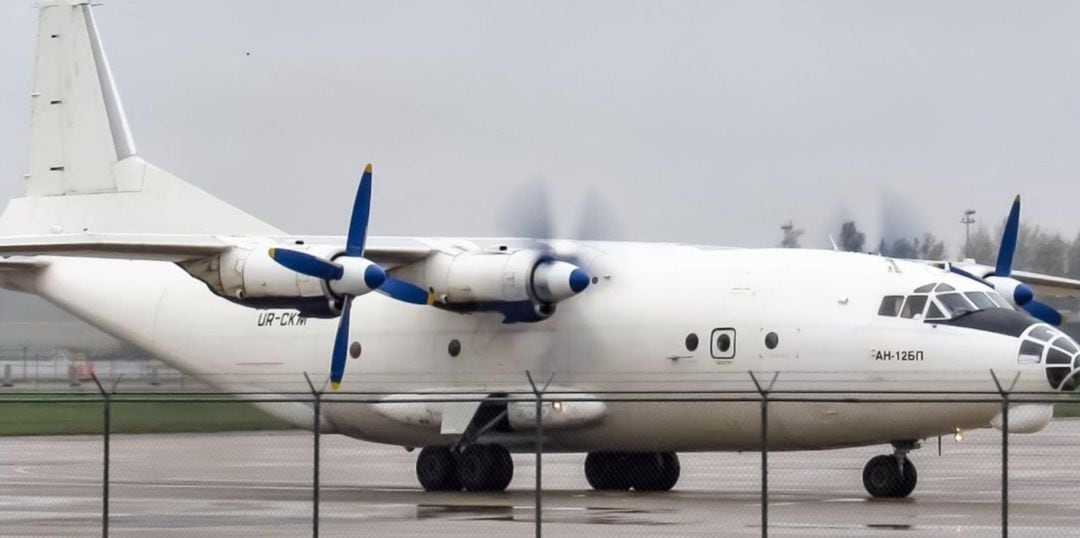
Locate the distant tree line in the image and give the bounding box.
[778,220,1080,279]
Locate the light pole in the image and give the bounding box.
[961,209,976,259]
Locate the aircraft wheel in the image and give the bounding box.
[863,454,917,498]
[631,452,680,492]
[416,446,461,491]
[458,444,513,492]
[585,452,632,491]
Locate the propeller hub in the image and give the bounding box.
[328,257,386,297]
[569,268,590,293]
[532,260,590,303]
[1014,283,1034,306]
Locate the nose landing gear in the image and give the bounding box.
[862,441,918,498]
[415,444,514,492]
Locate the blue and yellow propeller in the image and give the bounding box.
[268,164,430,389]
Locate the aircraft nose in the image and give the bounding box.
[1018,324,1080,390]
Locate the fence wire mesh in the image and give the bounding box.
[0,372,1076,537]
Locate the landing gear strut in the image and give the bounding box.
[862,441,918,498]
[585,452,680,492]
[416,444,514,492]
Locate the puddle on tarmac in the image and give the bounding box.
[770,523,915,531]
[416,504,674,526]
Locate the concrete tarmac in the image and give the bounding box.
[2,420,1080,537]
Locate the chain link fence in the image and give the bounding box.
[0,371,1075,537]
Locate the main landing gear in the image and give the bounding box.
[585,452,681,492]
[862,441,918,498]
[416,445,514,492]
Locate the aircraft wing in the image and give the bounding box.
[0,233,230,261]
[939,260,1080,299]
[1011,270,1080,299]
[0,233,434,267]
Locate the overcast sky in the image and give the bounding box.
[2,1,1080,250]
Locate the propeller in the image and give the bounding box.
[499,178,623,242]
[268,164,429,389]
[949,196,1064,326]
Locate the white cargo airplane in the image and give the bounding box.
[3,2,1080,498]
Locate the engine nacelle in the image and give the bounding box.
[179,244,347,317]
[425,250,589,320]
[218,245,338,300]
[986,276,1034,308]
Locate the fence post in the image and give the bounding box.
[749,371,779,538]
[304,373,323,538]
[990,370,1016,538]
[90,374,109,538]
[526,371,555,538]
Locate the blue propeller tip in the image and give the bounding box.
[364,264,387,290]
[569,269,590,293]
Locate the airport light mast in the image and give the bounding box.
[960,209,977,258]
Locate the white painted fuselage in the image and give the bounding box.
[4,240,1062,452]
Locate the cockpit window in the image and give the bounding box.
[1018,340,1043,363]
[1053,337,1079,354]
[925,302,946,320]
[880,283,1011,321]
[878,296,904,316]
[1061,372,1080,392]
[937,293,976,318]
[987,292,1010,308]
[1030,326,1056,342]
[1047,348,1072,365]
[900,295,928,319]
[964,292,998,311]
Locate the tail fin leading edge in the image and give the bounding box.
[1,2,280,236]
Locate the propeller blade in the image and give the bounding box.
[345,164,373,257]
[378,277,433,305]
[573,188,623,241]
[329,295,354,390]
[1023,300,1064,326]
[269,248,343,280]
[499,178,553,239]
[948,264,992,288]
[995,195,1021,277]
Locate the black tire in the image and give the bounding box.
[632,452,680,492]
[862,454,917,498]
[484,444,514,491]
[458,445,513,492]
[416,446,461,492]
[585,452,632,491]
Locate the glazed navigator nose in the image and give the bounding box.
[1016,324,1080,390]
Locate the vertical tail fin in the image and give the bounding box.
[1,2,281,236]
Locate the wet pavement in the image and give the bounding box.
[2,421,1080,536]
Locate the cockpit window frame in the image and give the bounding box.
[937,292,977,318]
[924,301,947,321]
[878,295,904,317]
[879,283,1013,321]
[964,291,998,311]
[900,295,929,319]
